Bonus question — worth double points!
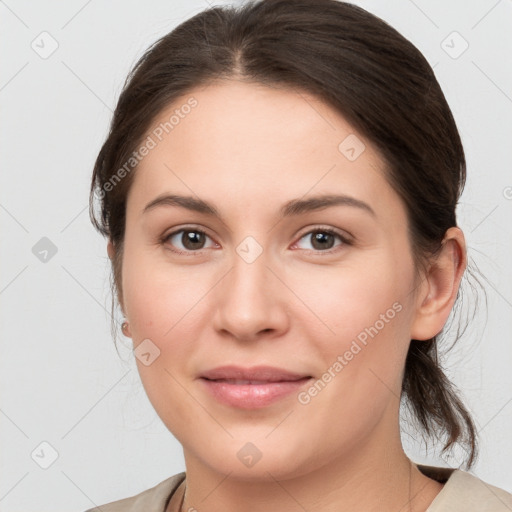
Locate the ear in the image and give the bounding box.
[410,227,467,340]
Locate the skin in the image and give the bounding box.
[107,80,466,512]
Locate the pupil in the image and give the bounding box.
[184,231,204,249]
[313,232,334,250]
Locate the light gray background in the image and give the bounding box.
[1,1,511,510]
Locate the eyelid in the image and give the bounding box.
[161,225,218,254]
[291,225,353,253]
[295,225,353,243]
[161,224,353,255]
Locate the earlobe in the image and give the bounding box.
[410,227,467,341]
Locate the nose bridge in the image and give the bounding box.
[213,236,287,339]
[228,239,273,312]
[233,238,268,291]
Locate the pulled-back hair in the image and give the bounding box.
[90,0,481,469]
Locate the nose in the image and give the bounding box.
[212,246,289,342]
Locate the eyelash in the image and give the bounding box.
[160,225,352,256]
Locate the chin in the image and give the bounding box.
[192,438,316,482]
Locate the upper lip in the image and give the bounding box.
[200,365,311,382]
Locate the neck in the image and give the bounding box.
[177,429,443,512]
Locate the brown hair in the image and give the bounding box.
[89,0,481,469]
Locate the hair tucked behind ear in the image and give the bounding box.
[89,0,483,469]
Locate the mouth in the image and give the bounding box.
[201,377,311,384]
[199,365,311,382]
[198,366,313,409]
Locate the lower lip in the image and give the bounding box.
[199,377,312,409]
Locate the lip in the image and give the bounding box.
[198,365,312,409]
[200,365,310,382]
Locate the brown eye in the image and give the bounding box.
[311,231,336,250]
[163,228,216,254]
[294,228,351,252]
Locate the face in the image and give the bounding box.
[119,80,423,480]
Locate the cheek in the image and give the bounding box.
[121,239,209,339]
[294,255,413,400]
[120,246,220,412]
[294,257,410,348]
[121,250,214,430]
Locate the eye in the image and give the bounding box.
[293,227,351,253]
[161,225,351,255]
[162,227,218,254]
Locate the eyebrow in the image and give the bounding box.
[142,193,376,220]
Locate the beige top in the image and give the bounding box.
[84,464,512,512]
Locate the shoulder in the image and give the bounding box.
[423,466,512,512]
[83,472,186,512]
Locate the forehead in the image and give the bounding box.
[127,80,404,224]
[148,79,365,169]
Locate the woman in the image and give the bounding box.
[86,0,512,510]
